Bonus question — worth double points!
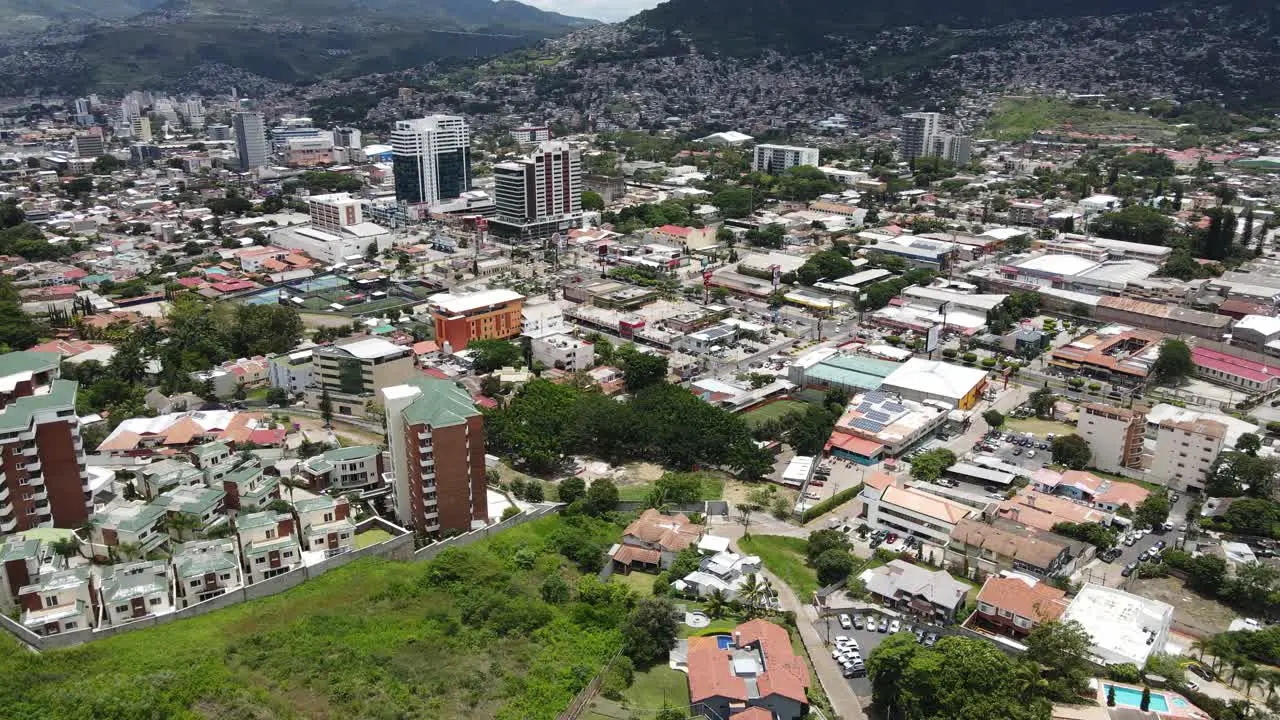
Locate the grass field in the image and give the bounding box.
[616,474,725,503]
[738,535,820,600]
[610,570,657,597]
[742,400,809,428]
[0,516,627,720]
[1004,417,1077,438]
[580,664,691,720]
[983,97,1172,141]
[353,527,393,549]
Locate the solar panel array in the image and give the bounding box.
[852,418,884,433]
[865,410,892,423]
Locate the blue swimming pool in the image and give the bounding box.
[715,635,733,650]
[1104,685,1170,713]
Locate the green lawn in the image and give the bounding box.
[581,664,691,720]
[982,97,1172,141]
[611,570,657,597]
[738,535,820,600]
[616,473,724,503]
[743,399,809,428]
[353,527,393,549]
[0,516,628,720]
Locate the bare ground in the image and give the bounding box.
[1129,576,1240,637]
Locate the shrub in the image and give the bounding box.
[801,483,863,523]
[885,336,903,345]
[941,348,957,358]
[962,352,977,364]
[981,358,998,368]
[1108,663,1142,683]
[1068,377,1085,388]
[1087,382,1102,391]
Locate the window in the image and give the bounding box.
[116,604,128,613]
[149,597,161,606]
[44,595,58,608]
[190,580,201,588]
[282,551,292,558]
[315,538,325,545]
[340,533,350,540]
[323,513,334,523]
[220,573,231,580]
[64,622,77,630]
[255,557,265,564]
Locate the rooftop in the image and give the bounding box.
[427,289,524,315]
[388,377,480,428]
[976,574,1068,623]
[1060,583,1173,666]
[880,485,973,525]
[881,358,988,403]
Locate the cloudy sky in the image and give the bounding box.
[521,0,664,21]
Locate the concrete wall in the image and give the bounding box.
[412,504,561,561]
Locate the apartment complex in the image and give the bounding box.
[491,140,583,240]
[299,445,384,494]
[864,483,975,547]
[901,112,972,165]
[307,193,365,235]
[382,378,487,535]
[426,289,525,352]
[233,112,269,171]
[0,351,92,534]
[308,337,416,418]
[235,511,301,584]
[1076,403,1146,473]
[1149,418,1225,493]
[391,115,471,206]
[752,143,819,174]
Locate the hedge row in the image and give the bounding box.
[802,483,865,523]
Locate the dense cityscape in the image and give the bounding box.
[0,1,1278,720]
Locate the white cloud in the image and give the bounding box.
[522,0,664,22]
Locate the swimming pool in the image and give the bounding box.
[1104,685,1170,713]
[715,635,734,650]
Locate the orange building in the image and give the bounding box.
[427,289,525,351]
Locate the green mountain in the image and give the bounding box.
[0,0,165,34]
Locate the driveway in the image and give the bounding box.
[817,611,955,698]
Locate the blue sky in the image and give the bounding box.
[521,0,663,21]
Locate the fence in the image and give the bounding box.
[412,504,561,561]
[557,648,624,720]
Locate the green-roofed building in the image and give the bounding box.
[299,445,384,494]
[234,511,301,583]
[172,539,243,608]
[0,367,93,535]
[0,533,50,612]
[381,377,487,536]
[787,349,900,394]
[153,485,228,537]
[99,560,174,626]
[218,460,280,512]
[86,498,169,561]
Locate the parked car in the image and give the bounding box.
[886,533,899,544]
[853,615,865,630]
[878,617,889,633]
[1121,563,1137,577]
[923,632,939,647]
[889,619,901,634]
[839,614,852,629]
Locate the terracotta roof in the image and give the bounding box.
[687,620,808,706]
[825,431,884,458]
[997,489,1109,531]
[611,545,661,566]
[219,414,257,444]
[97,430,141,452]
[731,708,774,720]
[621,508,702,552]
[162,417,203,445]
[976,575,1068,624]
[880,485,972,525]
[864,471,896,492]
[1095,481,1150,509]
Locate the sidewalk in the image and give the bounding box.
[731,536,867,720]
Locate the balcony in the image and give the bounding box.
[30,490,47,502]
[21,446,37,457]
[0,485,8,502]
[0,517,14,532]
[419,458,434,468]
[25,461,41,473]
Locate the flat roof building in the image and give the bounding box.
[879,358,988,410]
[1060,583,1173,667]
[426,289,525,352]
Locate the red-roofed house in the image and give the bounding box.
[1192,345,1280,393]
[209,279,260,294]
[686,619,809,720]
[610,508,702,573]
[972,574,1068,640]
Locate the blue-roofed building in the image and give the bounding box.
[787,348,900,394]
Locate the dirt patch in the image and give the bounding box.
[1129,576,1240,636]
[722,479,798,509]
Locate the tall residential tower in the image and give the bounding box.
[490,140,582,240]
[233,112,269,171]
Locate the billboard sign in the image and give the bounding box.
[925,323,941,353]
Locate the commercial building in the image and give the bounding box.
[381,378,487,535]
[98,560,173,626]
[996,488,1112,532]
[531,334,594,373]
[332,126,362,148]
[511,125,552,144]
[826,390,949,464]
[946,518,1072,578]
[490,140,582,241]
[1060,583,1173,667]
[1192,345,1280,393]
[71,134,104,159]
[391,115,471,206]
[1030,468,1149,513]
[233,112,269,171]
[787,348,899,394]
[972,574,1069,640]
[1229,314,1280,356]
[879,358,988,410]
[1149,417,1226,493]
[298,445,384,494]
[1047,325,1163,384]
[864,483,975,547]
[1094,296,1230,341]
[426,289,525,351]
[1076,403,1146,473]
[752,144,819,174]
[685,619,809,720]
[0,351,92,533]
[308,337,416,418]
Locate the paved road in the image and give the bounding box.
[1074,495,1195,587]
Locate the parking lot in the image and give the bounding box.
[818,610,952,696]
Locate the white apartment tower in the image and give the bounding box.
[233,112,270,171]
[901,112,940,163]
[391,115,471,206]
[752,144,820,174]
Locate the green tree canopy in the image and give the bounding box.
[1151,339,1193,384]
[1050,434,1092,470]
[468,339,524,374]
[1091,204,1174,245]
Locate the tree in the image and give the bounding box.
[584,478,619,516]
[1237,433,1262,456]
[581,191,605,211]
[50,537,81,564]
[468,339,523,374]
[540,573,570,604]
[806,529,850,562]
[1025,620,1095,701]
[1107,685,1116,707]
[1051,434,1092,470]
[622,598,679,666]
[1140,685,1151,712]
[814,548,855,585]
[736,502,760,536]
[1091,205,1174,245]
[796,249,856,286]
[92,155,125,174]
[1152,339,1194,384]
[617,344,669,393]
[1029,386,1057,418]
[1135,492,1171,529]
[909,448,957,482]
[705,588,730,619]
[558,476,586,504]
[319,388,333,427]
[982,410,1005,430]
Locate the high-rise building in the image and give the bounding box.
[752,144,820,174]
[73,98,91,116]
[0,351,92,533]
[1076,403,1146,474]
[206,123,232,142]
[72,135,104,159]
[512,125,552,145]
[391,115,471,206]
[131,117,153,143]
[900,112,940,164]
[490,140,583,240]
[333,127,362,149]
[381,378,488,535]
[233,112,269,171]
[426,289,525,352]
[929,133,972,166]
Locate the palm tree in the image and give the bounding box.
[1190,638,1211,663]
[1239,664,1261,702]
[1229,656,1245,687]
[706,589,729,620]
[739,573,766,618]
[160,512,202,541]
[49,537,80,566]
[1263,671,1280,703]
[116,542,142,561]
